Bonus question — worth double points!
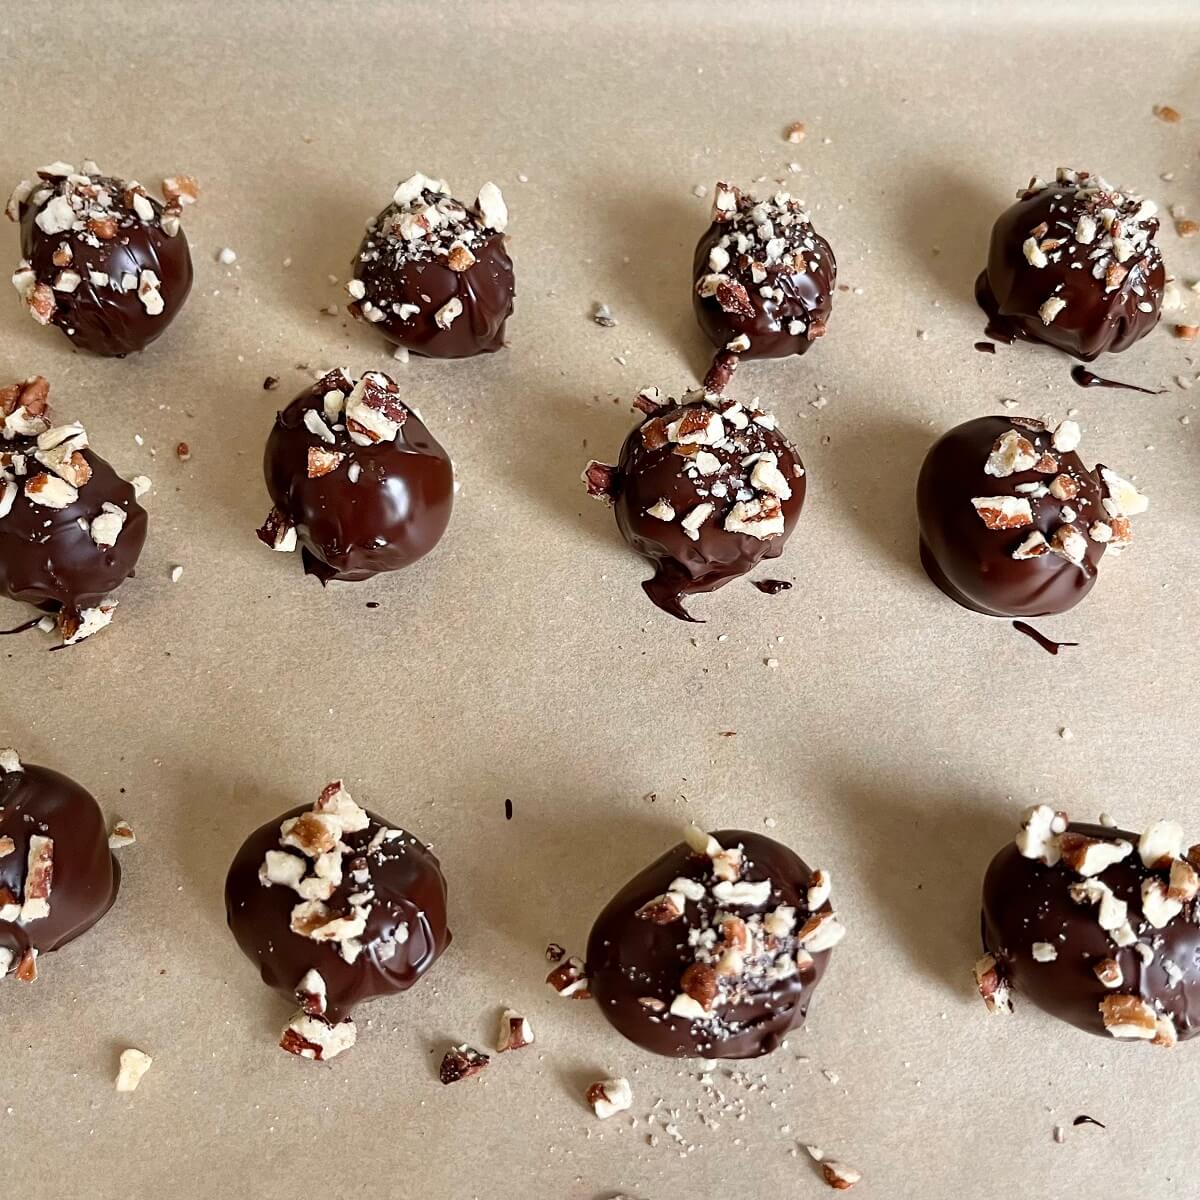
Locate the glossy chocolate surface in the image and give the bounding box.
[589,387,805,621]
[348,174,513,359]
[982,822,1200,1041]
[975,169,1164,361]
[260,370,453,583]
[0,756,120,973]
[693,183,835,360]
[0,379,147,621]
[587,830,836,1059]
[225,801,450,1024]
[916,415,1143,618]
[10,163,193,357]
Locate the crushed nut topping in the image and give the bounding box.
[1015,170,1164,325]
[257,780,409,971]
[967,419,1146,565]
[973,953,1012,1015]
[1100,995,1159,1041]
[348,174,507,326]
[582,385,800,546]
[695,182,831,349]
[546,955,590,999]
[639,828,845,1036]
[280,1013,357,1061]
[8,164,190,327]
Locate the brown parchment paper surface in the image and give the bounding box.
[1,2,1199,1197]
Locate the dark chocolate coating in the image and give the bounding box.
[263,382,453,583]
[982,823,1200,1041]
[16,172,193,357]
[225,804,450,1023]
[0,444,147,614]
[349,208,513,359]
[0,761,120,969]
[588,830,832,1059]
[976,176,1164,361]
[612,399,805,621]
[917,416,1106,617]
[692,208,835,359]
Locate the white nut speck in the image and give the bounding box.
[115,1049,152,1092]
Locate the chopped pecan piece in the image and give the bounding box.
[439,1044,489,1083]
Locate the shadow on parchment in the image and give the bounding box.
[813,756,1012,996]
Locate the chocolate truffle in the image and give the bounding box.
[347,173,513,359]
[256,368,454,583]
[583,373,806,621]
[0,375,148,644]
[0,748,121,983]
[976,806,1200,1046]
[225,780,451,1061]
[917,415,1147,618]
[587,826,845,1059]
[976,168,1165,360]
[8,161,194,357]
[693,182,835,360]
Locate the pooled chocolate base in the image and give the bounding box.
[0,759,120,973]
[225,803,450,1023]
[982,823,1200,1041]
[587,830,838,1059]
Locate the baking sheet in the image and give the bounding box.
[2,2,1199,1196]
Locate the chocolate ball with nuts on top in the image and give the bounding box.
[977,806,1200,1045]
[976,168,1165,360]
[587,826,844,1059]
[0,749,122,984]
[225,780,450,1061]
[693,181,836,361]
[8,161,195,357]
[583,370,806,621]
[916,414,1147,618]
[257,368,454,584]
[0,375,148,645]
[347,172,514,359]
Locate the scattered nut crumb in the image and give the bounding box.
[1154,105,1182,123]
[784,121,807,143]
[170,565,183,583]
[175,441,190,461]
[439,1044,489,1084]
[108,820,136,849]
[217,247,237,265]
[263,376,280,391]
[586,1077,633,1118]
[115,1048,152,1092]
[592,303,617,328]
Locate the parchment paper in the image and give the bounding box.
[2,2,1198,1196]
